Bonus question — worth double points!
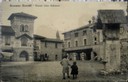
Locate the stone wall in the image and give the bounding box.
[120,40,128,71]
[41,41,63,61]
[13,47,33,61]
[64,28,94,48]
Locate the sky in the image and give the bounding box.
[0,2,127,39]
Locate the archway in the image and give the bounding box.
[20,51,29,61]
[84,49,92,60]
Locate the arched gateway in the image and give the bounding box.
[20,51,29,61]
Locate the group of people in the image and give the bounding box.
[60,55,78,80]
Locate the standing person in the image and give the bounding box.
[71,62,78,79]
[60,55,71,79]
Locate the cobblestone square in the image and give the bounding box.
[1,61,128,82]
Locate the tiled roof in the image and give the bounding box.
[98,10,126,23]
[34,34,63,43]
[1,25,15,35]
[8,12,37,20]
[34,34,46,39]
[43,38,63,43]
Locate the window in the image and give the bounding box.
[20,25,29,32]
[83,39,86,46]
[68,42,70,48]
[5,36,11,45]
[83,30,87,35]
[25,25,28,32]
[20,24,24,32]
[45,42,47,48]
[21,37,28,46]
[75,41,78,47]
[75,33,78,37]
[55,43,58,48]
[95,37,97,41]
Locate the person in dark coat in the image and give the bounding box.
[71,62,78,79]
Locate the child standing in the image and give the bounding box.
[71,62,78,79]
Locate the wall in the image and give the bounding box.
[13,47,33,61]
[104,40,120,72]
[41,41,63,60]
[64,28,94,49]
[11,16,34,37]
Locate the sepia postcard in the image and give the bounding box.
[0,0,128,82]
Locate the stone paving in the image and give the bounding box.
[0,61,128,82]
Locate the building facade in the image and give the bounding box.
[63,23,103,61]
[34,35,63,61]
[63,9,128,72]
[1,12,37,61]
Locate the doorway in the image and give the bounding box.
[20,51,29,61]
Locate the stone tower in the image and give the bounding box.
[56,30,60,40]
[8,12,37,61]
[8,12,37,38]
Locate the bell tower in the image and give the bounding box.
[8,12,37,61]
[8,12,37,37]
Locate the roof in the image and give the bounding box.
[1,25,15,35]
[16,34,33,39]
[34,34,46,39]
[8,12,37,20]
[34,34,63,43]
[63,23,94,34]
[98,10,126,24]
[43,38,63,43]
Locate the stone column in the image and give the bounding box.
[73,53,76,61]
[81,52,85,61]
[104,40,120,72]
[91,51,94,61]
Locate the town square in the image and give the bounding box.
[1,60,128,82]
[0,1,128,82]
